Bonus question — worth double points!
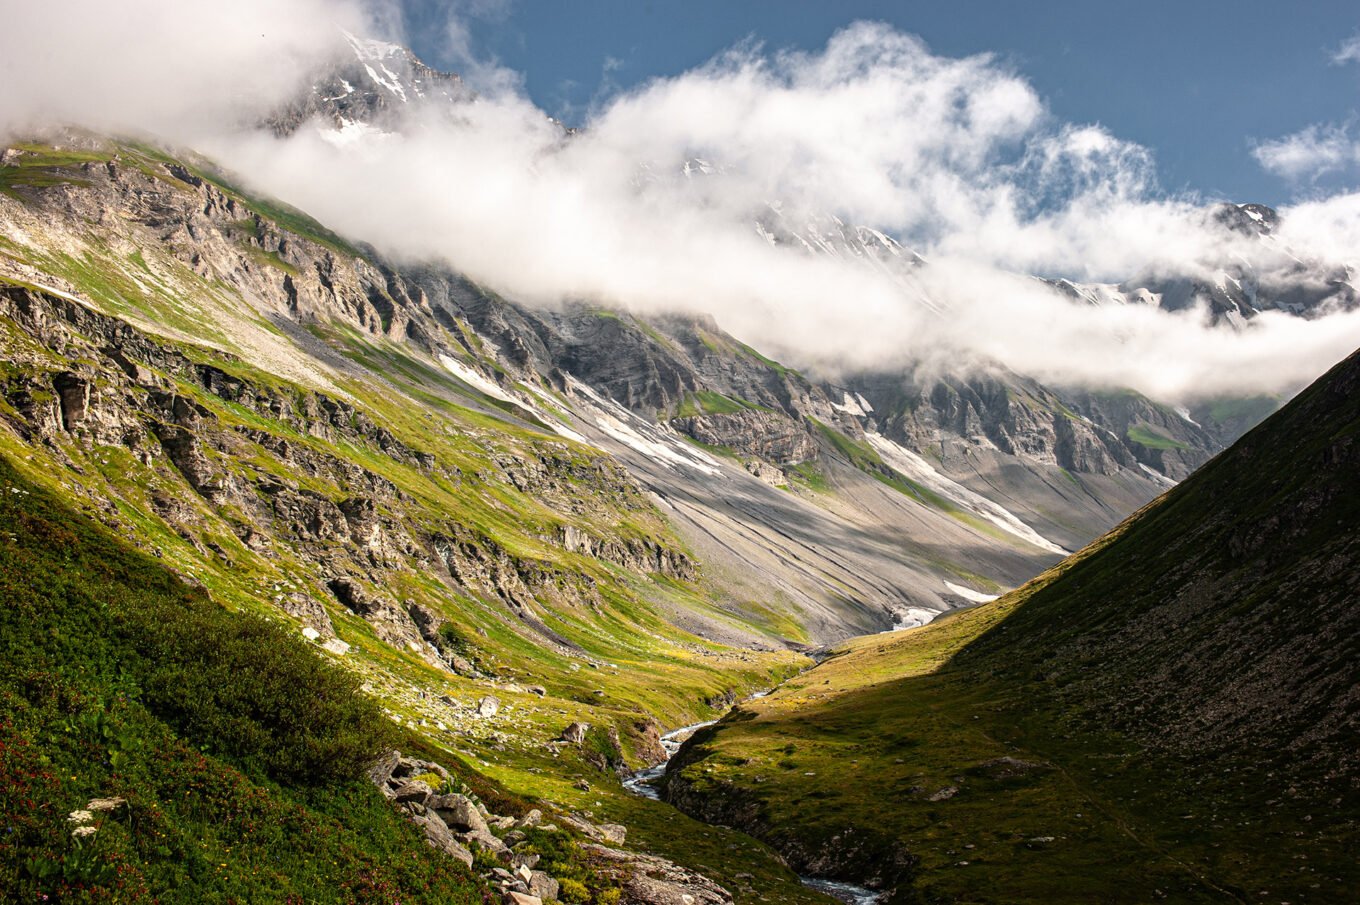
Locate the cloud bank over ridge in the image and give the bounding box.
[3,2,1360,403]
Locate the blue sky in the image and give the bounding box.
[401,0,1360,207]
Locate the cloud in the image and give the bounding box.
[400,0,523,97]
[2,5,1359,405]
[1253,32,1360,184]
[0,0,383,140]
[1333,33,1360,66]
[1254,123,1360,182]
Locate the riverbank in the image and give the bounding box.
[622,698,884,904]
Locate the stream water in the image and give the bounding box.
[797,876,885,904]
[620,719,716,800]
[623,699,883,904]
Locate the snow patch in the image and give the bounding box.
[1138,463,1178,488]
[1174,406,1199,426]
[438,355,588,443]
[830,392,867,417]
[342,29,404,63]
[567,378,723,476]
[944,581,1000,604]
[318,118,391,147]
[439,355,517,404]
[865,432,1068,555]
[891,607,942,630]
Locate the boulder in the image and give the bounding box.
[393,779,433,804]
[529,871,559,901]
[408,810,474,867]
[466,829,509,855]
[430,793,489,835]
[476,695,501,718]
[368,749,403,792]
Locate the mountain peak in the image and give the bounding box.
[265,30,469,137]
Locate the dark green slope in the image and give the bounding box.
[0,455,483,903]
[963,344,1360,776]
[666,349,1360,904]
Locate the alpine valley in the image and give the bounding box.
[0,19,1356,905]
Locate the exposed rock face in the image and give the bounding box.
[0,273,692,660]
[1042,204,1357,325]
[582,843,734,905]
[672,410,817,465]
[848,367,1223,483]
[558,525,695,580]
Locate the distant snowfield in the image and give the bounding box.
[437,354,588,443]
[865,432,1068,555]
[944,581,1001,604]
[318,118,390,148]
[566,377,724,476]
[830,391,871,416]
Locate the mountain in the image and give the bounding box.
[1046,202,1358,325]
[665,345,1360,902]
[2,26,1356,905]
[0,137,846,904]
[267,30,471,138]
[259,33,1279,561]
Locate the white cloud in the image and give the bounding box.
[2,5,1359,405]
[1254,124,1360,182]
[1332,33,1360,65]
[0,0,383,141]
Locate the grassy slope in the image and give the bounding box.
[0,455,487,903]
[669,350,1360,904]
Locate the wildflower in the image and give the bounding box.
[72,825,97,838]
[67,809,94,824]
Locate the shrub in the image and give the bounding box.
[118,599,394,784]
[558,877,590,904]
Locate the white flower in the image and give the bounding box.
[66,810,93,824]
[71,825,98,838]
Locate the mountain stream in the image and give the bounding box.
[623,693,884,904]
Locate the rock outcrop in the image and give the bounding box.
[372,750,733,905]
